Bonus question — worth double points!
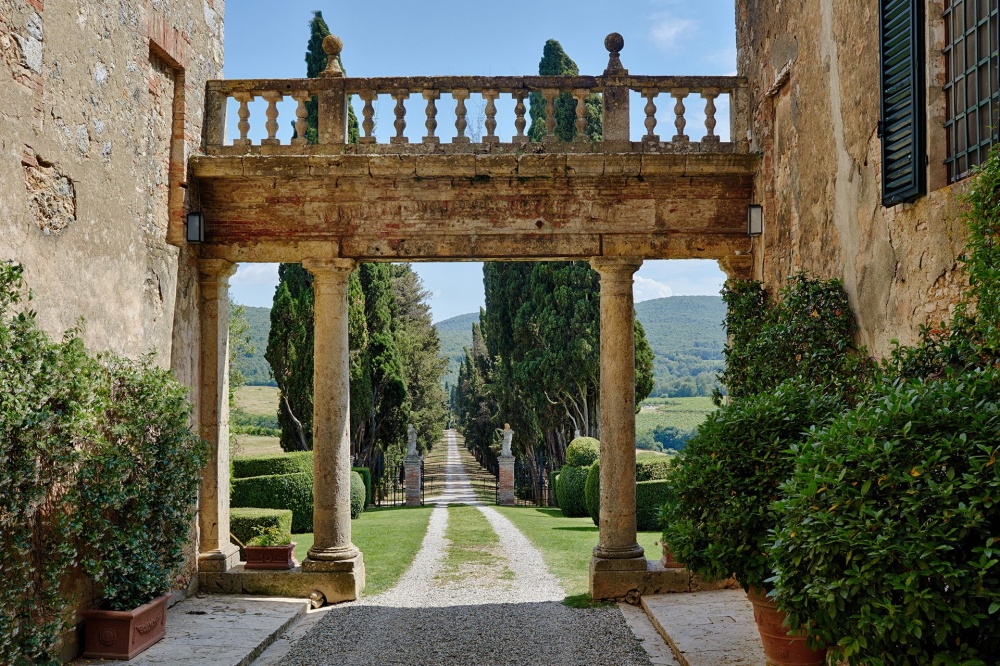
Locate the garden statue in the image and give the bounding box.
[407,423,417,457]
[501,423,513,457]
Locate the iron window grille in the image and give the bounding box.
[943,0,1000,182]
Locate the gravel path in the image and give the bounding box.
[278,431,652,666]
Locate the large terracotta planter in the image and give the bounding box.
[82,592,170,660]
[660,543,685,569]
[746,588,827,666]
[244,542,297,570]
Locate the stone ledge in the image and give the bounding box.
[590,559,739,600]
[199,559,365,606]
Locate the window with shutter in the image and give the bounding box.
[880,0,927,206]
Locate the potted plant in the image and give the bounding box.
[79,357,208,660]
[244,525,297,570]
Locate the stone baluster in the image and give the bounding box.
[453,88,470,144]
[542,88,558,141]
[261,91,282,146]
[671,89,689,143]
[391,90,409,145]
[642,89,659,143]
[513,91,528,141]
[701,89,720,143]
[203,84,226,148]
[359,91,376,144]
[291,91,310,146]
[573,89,590,142]
[233,92,253,147]
[602,33,630,146]
[482,89,499,144]
[422,89,440,144]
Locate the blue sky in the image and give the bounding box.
[224,0,736,321]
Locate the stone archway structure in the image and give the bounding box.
[191,34,757,603]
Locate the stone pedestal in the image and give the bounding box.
[498,455,515,505]
[404,455,422,506]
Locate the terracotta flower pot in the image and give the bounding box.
[746,587,827,666]
[244,542,297,570]
[660,543,685,569]
[82,592,170,660]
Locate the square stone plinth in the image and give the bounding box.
[591,558,701,600]
[498,456,514,505]
[198,544,241,573]
[200,555,365,605]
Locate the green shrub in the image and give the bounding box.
[636,480,672,531]
[660,381,846,591]
[771,371,1000,664]
[232,451,312,479]
[550,469,560,506]
[565,436,600,467]
[636,453,673,481]
[350,471,365,519]
[585,462,600,525]
[352,466,372,507]
[230,508,292,556]
[232,472,313,533]
[556,465,590,518]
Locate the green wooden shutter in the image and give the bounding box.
[880,0,926,205]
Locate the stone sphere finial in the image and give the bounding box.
[603,33,627,75]
[318,34,344,78]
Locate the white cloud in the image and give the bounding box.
[634,275,673,302]
[649,13,697,51]
[231,262,279,286]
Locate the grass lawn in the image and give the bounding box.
[231,434,283,457]
[438,505,512,583]
[494,506,661,602]
[422,437,450,500]
[235,385,280,417]
[292,505,433,597]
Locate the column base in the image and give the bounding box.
[198,543,241,573]
[498,455,515,505]
[306,543,360,563]
[200,553,366,605]
[589,556,740,600]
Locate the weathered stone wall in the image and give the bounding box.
[0,0,223,657]
[738,0,969,358]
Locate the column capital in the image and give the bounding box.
[198,258,237,284]
[302,258,357,277]
[589,256,643,277]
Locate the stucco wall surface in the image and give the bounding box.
[738,0,970,357]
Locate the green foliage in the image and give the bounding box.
[233,306,276,386]
[231,472,314,533]
[586,456,674,526]
[556,466,590,518]
[527,40,601,142]
[565,436,600,467]
[434,312,480,387]
[771,371,1000,665]
[246,524,292,547]
[585,462,600,525]
[230,508,292,553]
[232,408,280,431]
[636,454,673,482]
[352,466,372,507]
[266,263,314,451]
[228,300,255,404]
[661,381,847,591]
[636,480,672,532]
[232,451,313,479]
[350,471,365,519]
[551,470,561,506]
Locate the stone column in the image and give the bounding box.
[589,257,645,597]
[301,259,364,596]
[404,455,422,507]
[498,456,515,505]
[197,259,240,572]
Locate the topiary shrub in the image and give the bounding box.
[230,508,293,558]
[350,471,365,519]
[231,472,313,533]
[585,462,600,525]
[636,453,673,481]
[660,381,847,591]
[232,451,312,479]
[549,469,560,507]
[771,370,1000,665]
[636,480,672,531]
[565,436,600,467]
[352,466,372,507]
[556,465,590,518]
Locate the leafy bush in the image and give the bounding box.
[231,472,313,533]
[352,466,372,507]
[232,424,281,437]
[232,451,312,479]
[550,469,560,506]
[230,508,292,555]
[556,465,590,518]
[636,480,672,531]
[771,371,1000,665]
[586,455,674,525]
[231,408,280,431]
[660,381,846,591]
[565,436,600,467]
[636,453,673,481]
[350,471,366,519]
[246,524,292,547]
[585,462,600,525]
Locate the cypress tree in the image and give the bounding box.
[527,40,602,142]
[297,11,359,145]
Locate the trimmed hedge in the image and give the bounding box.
[230,507,292,556]
[636,480,671,531]
[636,454,673,482]
[585,462,600,525]
[549,469,560,507]
[586,458,674,525]
[231,472,313,532]
[556,465,589,517]
[352,466,372,507]
[350,471,365,519]
[565,437,600,467]
[232,451,312,479]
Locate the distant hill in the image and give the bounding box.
[434,312,480,389]
[236,306,276,386]
[432,295,725,398]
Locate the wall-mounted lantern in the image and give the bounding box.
[747,204,763,237]
[186,211,204,243]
